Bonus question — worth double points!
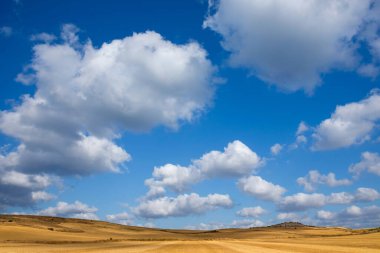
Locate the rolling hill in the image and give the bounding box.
[0,215,379,252]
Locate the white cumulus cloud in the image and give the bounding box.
[277,212,301,221]
[238,176,286,202]
[204,0,375,93]
[0,171,52,189]
[230,219,265,228]
[31,191,55,201]
[0,168,58,208]
[349,152,380,177]
[316,205,380,228]
[297,170,351,192]
[270,143,283,155]
[186,219,264,230]
[38,201,98,220]
[316,210,336,220]
[312,90,380,150]
[194,140,262,177]
[278,188,380,211]
[134,193,232,218]
[0,24,216,181]
[236,206,266,218]
[106,212,133,225]
[289,121,310,150]
[30,33,56,43]
[296,121,309,135]
[354,187,380,201]
[145,140,262,197]
[279,193,327,211]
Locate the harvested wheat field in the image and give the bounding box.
[0,215,379,253]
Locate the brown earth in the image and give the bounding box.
[0,215,379,252]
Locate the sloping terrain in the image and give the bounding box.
[0,215,379,252]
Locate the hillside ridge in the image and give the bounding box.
[1,214,314,230]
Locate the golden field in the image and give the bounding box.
[0,215,379,252]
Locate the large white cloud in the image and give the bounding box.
[312,90,380,150]
[0,24,216,210]
[38,201,99,220]
[349,152,380,177]
[145,140,262,197]
[134,193,232,218]
[0,24,215,179]
[278,188,380,211]
[238,176,286,202]
[357,1,380,78]
[297,170,351,192]
[204,0,377,93]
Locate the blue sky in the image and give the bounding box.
[1,0,380,229]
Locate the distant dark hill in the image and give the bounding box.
[268,222,309,228]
